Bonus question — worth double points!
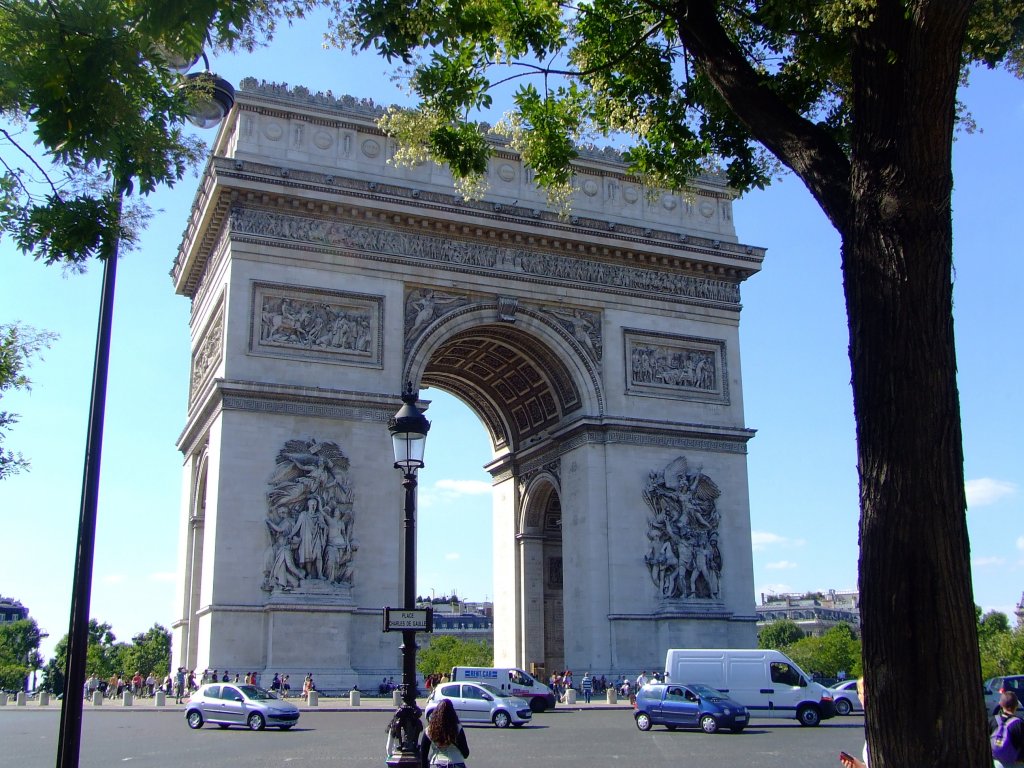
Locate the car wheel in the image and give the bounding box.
[797,705,821,727]
[835,697,852,716]
[635,713,652,731]
[493,711,512,728]
[529,698,546,713]
[700,715,719,734]
[186,710,204,729]
[247,712,266,731]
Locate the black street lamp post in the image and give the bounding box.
[386,385,431,767]
[54,62,234,768]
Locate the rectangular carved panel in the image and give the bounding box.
[249,281,383,367]
[624,329,729,404]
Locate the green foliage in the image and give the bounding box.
[758,619,806,649]
[977,610,1024,679]
[417,634,493,677]
[0,663,29,690]
[49,619,122,682]
[326,0,1024,207]
[784,624,862,679]
[0,324,57,479]
[119,624,172,678]
[0,618,44,690]
[0,0,318,266]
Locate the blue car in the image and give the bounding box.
[633,683,748,734]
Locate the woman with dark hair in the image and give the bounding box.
[419,699,470,768]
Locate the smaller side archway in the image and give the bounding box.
[517,473,564,678]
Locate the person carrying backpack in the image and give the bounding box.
[992,691,1024,768]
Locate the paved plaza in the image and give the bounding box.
[2,701,865,768]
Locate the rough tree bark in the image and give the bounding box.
[676,1,986,765]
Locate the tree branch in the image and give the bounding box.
[671,0,852,232]
[0,129,63,200]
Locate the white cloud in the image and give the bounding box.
[967,478,1018,508]
[148,572,177,583]
[766,560,798,570]
[751,531,807,551]
[435,479,492,495]
[973,556,1006,567]
[444,552,461,561]
[1017,537,1024,551]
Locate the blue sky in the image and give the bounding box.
[1,17,1021,660]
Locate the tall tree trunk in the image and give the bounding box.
[846,2,985,766]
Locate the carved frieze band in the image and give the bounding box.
[250,281,384,367]
[625,329,729,405]
[229,206,741,305]
[189,295,225,405]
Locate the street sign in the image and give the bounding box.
[382,607,433,633]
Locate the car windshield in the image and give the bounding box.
[688,684,727,698]
[238,685,278,700]
[477,683,504,697]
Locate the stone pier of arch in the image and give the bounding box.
[169,80,764,690]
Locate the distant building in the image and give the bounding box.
[0,596,29,624]
[756,590,860,637]
[417,597,494,647]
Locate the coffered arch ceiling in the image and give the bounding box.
[420,324,583,452]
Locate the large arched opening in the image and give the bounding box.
[410,302,597,672]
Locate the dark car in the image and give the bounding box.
[185,683,300,731]
[633,683,748,734]
[984,675,1024,716]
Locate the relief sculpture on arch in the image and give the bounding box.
[643,456,723,601]
[262,439,359,595]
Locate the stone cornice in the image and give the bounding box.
[173,159,764,305]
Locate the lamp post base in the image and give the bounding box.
[385,703,422,767]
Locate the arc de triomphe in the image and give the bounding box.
[170,80,764,689]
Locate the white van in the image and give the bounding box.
[450,667,557,712]
[663,649,836,726]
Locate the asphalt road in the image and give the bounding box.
[1,706,867,768]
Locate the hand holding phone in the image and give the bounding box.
[839,751,854,767]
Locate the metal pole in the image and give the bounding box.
[401,470,418,708]
[386,470,422,766]
[55,190,122,768]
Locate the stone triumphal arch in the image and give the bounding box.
[170,81,764,689]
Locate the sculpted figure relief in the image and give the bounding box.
[260,295,372,354]
[404,289,469,350]
[631,345,716,391]
[262,439,359,593]
[642,456,722,600]
[547,307,602,363]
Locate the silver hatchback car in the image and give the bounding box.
[185,683,300,731]
[425,681,532,728]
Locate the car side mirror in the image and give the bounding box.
[483,693,493,701]
[234,694,244,702]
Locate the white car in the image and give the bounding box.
[425,681,532,728]
[829,680,862,716]
[185,683,300,730]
